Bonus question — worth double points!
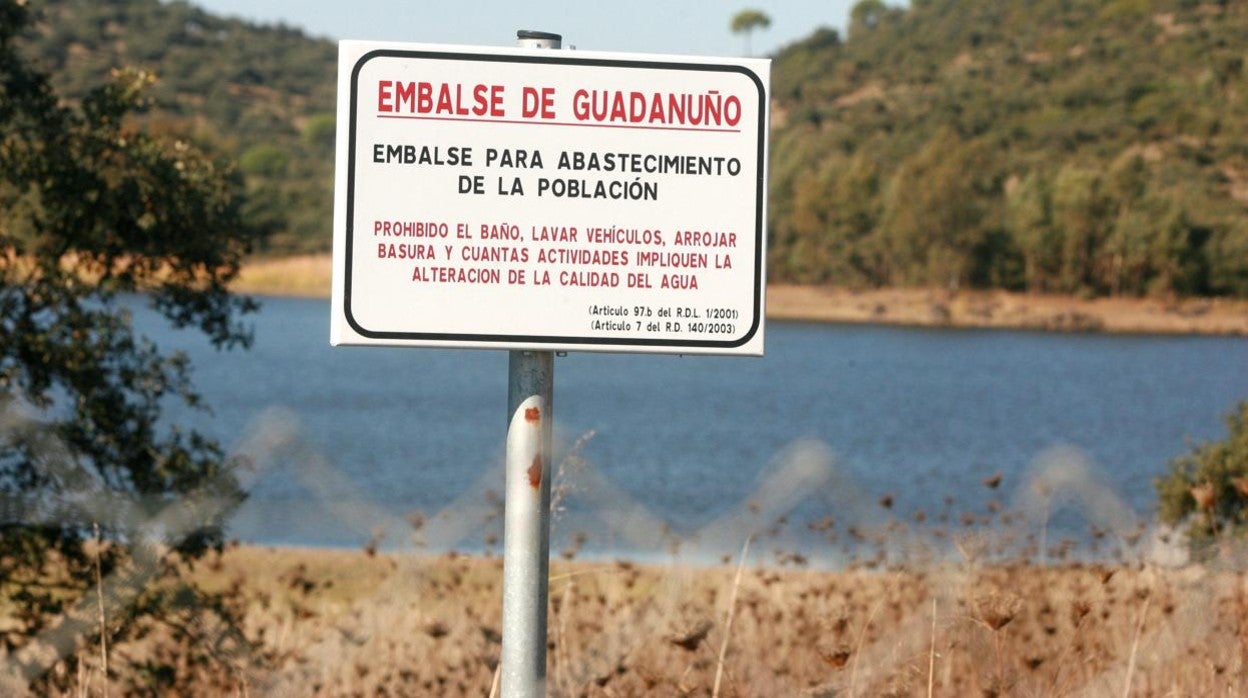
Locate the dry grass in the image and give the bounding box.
[234,253,1248,335]
[164,545,1248,696]
[232,254,333,298]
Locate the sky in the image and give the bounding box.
[185,1,861,58]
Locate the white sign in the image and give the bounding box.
[330,40,770,355]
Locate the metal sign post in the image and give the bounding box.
[501,29,562,698]
[501,349,554,697]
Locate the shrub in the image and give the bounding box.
[1155,402,1248,556]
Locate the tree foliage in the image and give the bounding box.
[850,0,900,37]
[731,8,772,34]
[730,9,772,56]
[1156,403,1248,557]
[1,0,257,689]
[19,0,336,254]
[770,0,1248,297]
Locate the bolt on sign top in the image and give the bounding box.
[330,40,771,355]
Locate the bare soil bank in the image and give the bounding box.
[235,254,1248,335]
[176,545,1244,696]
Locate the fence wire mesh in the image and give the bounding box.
[2,398,1243,696]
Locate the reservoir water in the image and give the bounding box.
[142,295,1248,564]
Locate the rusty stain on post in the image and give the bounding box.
[528,456,542,489]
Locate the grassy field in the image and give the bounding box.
[55,545,1231,696]
[235,253,1248,335]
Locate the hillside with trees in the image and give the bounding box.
[18,0,337,254]
[15,0,1248,297]
[769,0,1248,297]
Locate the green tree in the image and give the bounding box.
[1156,402,1248,559]
[301,111,336,153]
[730,8,772,57]
[1007,172,1061,292]
[849,0,892,37]
[1209,220,1248,296]
[0,1,256,690]
[879,134,997,288]
[239,142,290,177]
[1050,164,1110,294]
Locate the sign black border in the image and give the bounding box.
[342,48,767,350]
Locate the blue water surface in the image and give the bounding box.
[138,295,1248,562]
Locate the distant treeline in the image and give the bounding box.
[17,0,1248,297]
[769,0,1248,297]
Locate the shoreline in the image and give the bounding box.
[234,253,1248,336]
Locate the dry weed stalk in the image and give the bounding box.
[553,574,574,696]
[1237,579,1248,693]
[487,664,500,698]
[972,590,1022,693]
[927,597,937,698]
[1033,480,1053,565]
[550,430,596,521]
[848,597,884,698]
[92,522,109,698]
[1122,593,1151,698]
[711,536,750,698]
